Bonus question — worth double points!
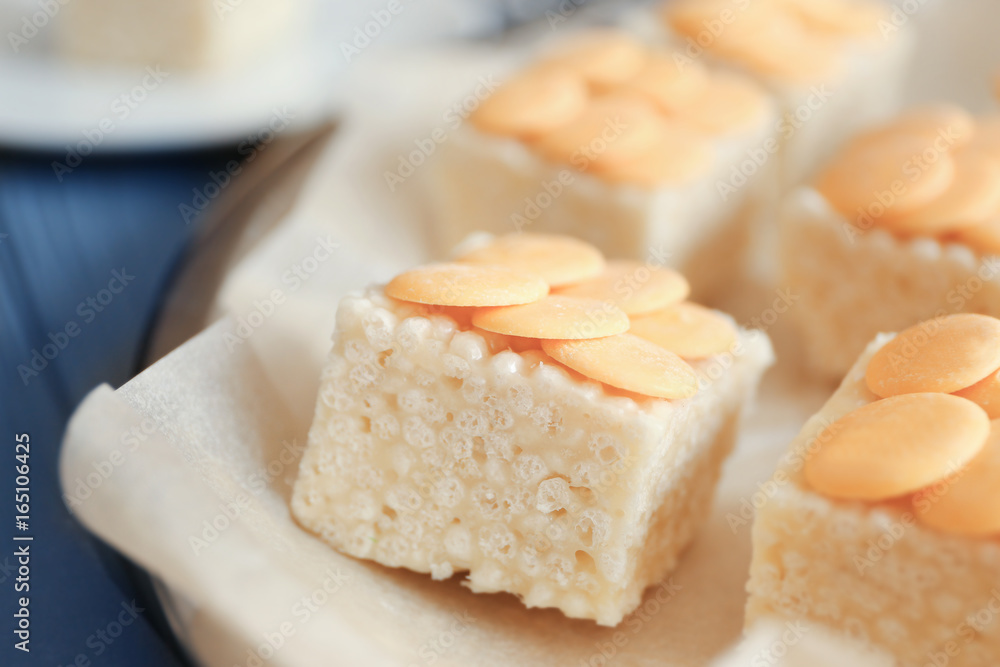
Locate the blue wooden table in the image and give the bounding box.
[0,147,244,666]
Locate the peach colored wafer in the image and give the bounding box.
[541,334,698,399]
[624,54,709,114]
[882,150,1000,235]
[714,22,840,82]
[817,135,956,219]
[954,369,1000,419]
[775,0,887,37]
[532,95,670,169]
[674,74,769,135]
[957,219,1000,255]
[385,263,548,307]
[542,31,647,88]
[804,393,990,500]
[471,67,588,138]
[593,123,715,187]
[866,314,1000,397]
[472,295,629,339]
[629,302,737,359]
[456,233,605,287]
[555,261,689,315]
[895,104,975,145]
[915,420,1000,536]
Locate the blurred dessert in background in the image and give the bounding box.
[55,0,308,70]
[428,30,779,303]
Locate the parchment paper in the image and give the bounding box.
[60,3,995,663]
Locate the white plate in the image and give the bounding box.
[0,0,505,151]
[0,42,344,152]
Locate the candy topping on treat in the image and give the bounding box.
[954,369,1000,419]
[456,233,605,287]
[554,260,690,315]
[624,53,709,114]
[672,74,771,135]
[865,314,1000,397]
[663,0,885,81]
[879,150,1000,235]
[470,30,768,187]
[817,134,956,219]
[472,295,629,340]
[629,302,738,359]
[591,125,715,188]
[541,31,649,88]
[385,263,548,307]
[385,233,743,399]
[471,67,589,138]
[542,335,699,399]
[914,420,1000,536]
[533,96,673,169]
[816,106,1000,252]
[804,393,990,500]
[804,313,1000,537]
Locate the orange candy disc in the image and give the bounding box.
[958,219,1000,256]
[914,420,1000,536]
[674,74,769,135]
[883,150,1000,235]
[954,369,1000,419]
[385,263,548,307]
[624,53,709,114]
[456,233,604,288]
[817,134,956,220]
[541,334,698,399]
[804,393,990,500]
[866,314,1000,397]
[555,261,689,315]
[542,31,648,88]
[629,302,737,359]
[876,104,976,146]
[472,295,629,340]
[532,96,671,169]
[592,122,715,188]
[471,67,588,138]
